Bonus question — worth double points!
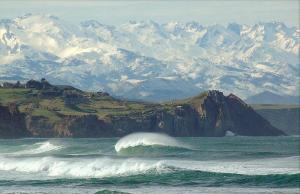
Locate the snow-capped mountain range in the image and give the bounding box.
[0,14,299,101]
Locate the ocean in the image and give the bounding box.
[0,133,299,194]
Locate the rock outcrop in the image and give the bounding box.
[192,91,284,136]
[101,91,284,137]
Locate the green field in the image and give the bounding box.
[0,87,168,124]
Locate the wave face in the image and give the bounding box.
[0,136,299,193]
[1,171,299,188]
[115,132,189,155]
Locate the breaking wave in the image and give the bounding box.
[0,156,298,188]
[115,132,190,155]
[11,141,63,155]
[0,156,170,178]
[0,156,298,179]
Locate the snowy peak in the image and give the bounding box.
[0,14,299,101]
[197,24,240,48]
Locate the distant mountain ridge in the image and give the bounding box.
[246,91,300,104]
[0,14,299,101]
[251,104,300,135]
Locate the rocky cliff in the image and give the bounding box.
[105,91,283,137]
[0,80,285,138]
[0,103,29,138]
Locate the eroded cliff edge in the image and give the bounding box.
[0,80,284,138]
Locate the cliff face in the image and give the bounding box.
[192,91,284,136]
[55,115,111,137]
[107,105,202,137]
[0,82,285,137]
[24,115,111,138]
[0,103,29,138]
[25,108,201,137]
[102,91,283,137]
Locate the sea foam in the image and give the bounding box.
[0,156,169,178]
[0,156,298,179]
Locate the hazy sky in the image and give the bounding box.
[0,0,299,26]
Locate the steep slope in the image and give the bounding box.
[174,91,283,136]
[0,80,284,137]
[0,103,29,138]
[0,14,299,101]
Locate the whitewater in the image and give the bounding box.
[0,134,299,194]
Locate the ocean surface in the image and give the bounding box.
[0,133,299,194]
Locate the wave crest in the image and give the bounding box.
[114,132,189,154]
[12,141,63,155]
